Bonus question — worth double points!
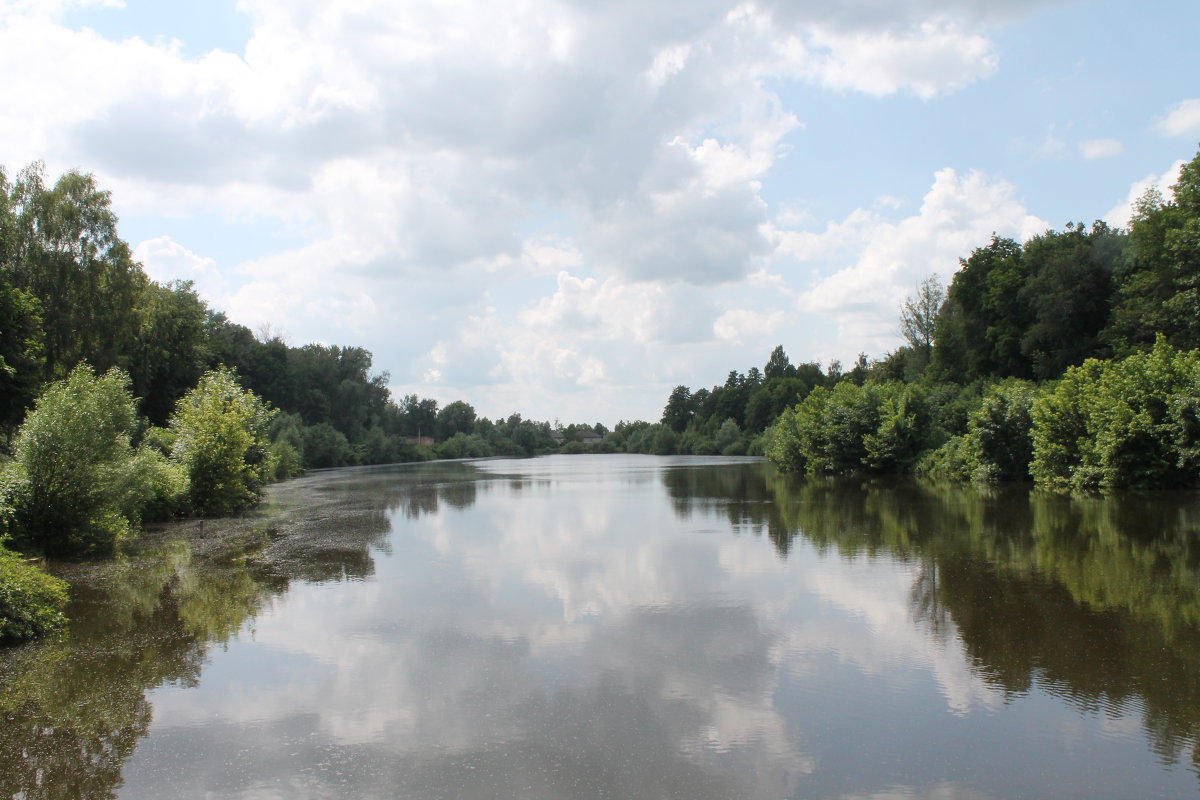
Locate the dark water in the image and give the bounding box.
[4,454,1200,799]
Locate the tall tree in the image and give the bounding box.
[899,275,945,357]
[661,385,694,433]
[4,163,143,380]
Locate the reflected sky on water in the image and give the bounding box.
[3,454,1200,799]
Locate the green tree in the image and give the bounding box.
[1104,150,1200,353]
[899,275,945,359]
[436,400,477,441]
[764,345,796,380]
[2,365,173,556]
[0,276,44,435]
[4,163,144,380]
[661,385,694,433]
[129,280,210,425]
[169,368,276,515]
[932,235,1029,381]
[1018,223,1119,379]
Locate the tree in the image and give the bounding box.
[129,280,210,425]
[0,277,44,435]
[661,385,694,432]
[899,275,945,356]
[169,368,276,515]
[4,163,144,380]
[764,345,796,380]
[436,400,477,441]
[2,365,172,556]
[932,236,1029,381]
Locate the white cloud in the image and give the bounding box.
[1104,159,1186,229]
[791,167,1047,358]
[0,0,1077,419]
[1157,98,1200,137]
[784,20,998,100]
[1078,138,1122,159]
[133,236,229,303]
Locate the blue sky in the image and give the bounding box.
[2,0,1198,424]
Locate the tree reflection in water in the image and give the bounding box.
[665,463,1200,773]
[0,462,479,800]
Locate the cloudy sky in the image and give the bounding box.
[2,0,1198,424]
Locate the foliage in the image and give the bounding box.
[1030,337,1200,489]
[766,381,932,474]
[918,379,1037,481]
[436,432,493,459]
[3,365,164,556]
[0,544,68,642]
[899,275,944,358]
[169,368,276,515]
[0,276,44,434]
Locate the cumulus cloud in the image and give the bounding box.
[133,236,230,302]
[1104,159,1187,229]
[0,0,1059,418]
[1157,98,1200,137]
[789,168,1047,357]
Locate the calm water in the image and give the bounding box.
[4,454,1200,799]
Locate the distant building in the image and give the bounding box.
[402,435,435,446]
[552,426,603,445]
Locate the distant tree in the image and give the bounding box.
[764,345,796,380]
[1018,223,1119,379]
[933,236,1029,381]
[436,400,477,441]
[661,385,694,432]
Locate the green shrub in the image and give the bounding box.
[767,381,933,475]
[436,432,493,459]
[0,545,68,642]
[1030,337,1200,489]
[170,368,276,515]
[301,422,354,468]
[969,379,1038,480]
[270,439,304,480]
[4,365,162,556]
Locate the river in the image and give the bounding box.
[3,454,1199,799]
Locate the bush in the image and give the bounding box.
[1030,337,1200,489]
[436,433,493,459]
[0,545,68,643]
[970,379,1037,480]
[768,381,932,475]
[170,368,276,515]
[3,365,162,556]
[301,422,354,468]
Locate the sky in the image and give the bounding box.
[1,0,1198,426]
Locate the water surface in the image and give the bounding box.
[3,454,1200,799]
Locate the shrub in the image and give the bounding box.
[0,545,68,643]
[0,544,69,642]
[768,381,933,475]
[170,368,276,515]
[1030,337,1200,489]
[3,365,161,556]
[436,432,493,459]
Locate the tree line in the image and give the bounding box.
[758,146,1200,490]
